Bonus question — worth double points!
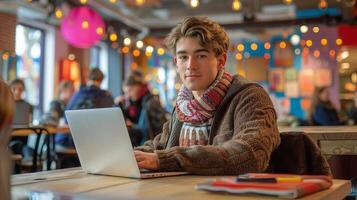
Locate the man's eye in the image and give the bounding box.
[178,56,188,60]
[197,54,207,58]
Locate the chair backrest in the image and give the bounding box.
[266,131,332,176]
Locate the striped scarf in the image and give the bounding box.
[176,70,233,147]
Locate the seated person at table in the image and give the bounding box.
[134,17,280,175]
[9,78,33,156]
[116,70,167,146]
[0,79,15,199]
[56,68,114,148]
[309,86,341,126]
[40,80,75,126]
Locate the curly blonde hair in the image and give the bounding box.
[165,16,230,56]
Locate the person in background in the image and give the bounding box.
[309,86,341,126]
[57,68,114,148]
[0,79,15,199]
[133,16,280,175]
[10,78,33,123]
[9,78,33,157]
[116,70,167,146]
[40,80,75,126]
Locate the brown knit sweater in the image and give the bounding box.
[136,75,281,175]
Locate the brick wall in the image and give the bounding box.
[0,12,17,52]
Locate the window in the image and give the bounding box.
[15,24,45,120]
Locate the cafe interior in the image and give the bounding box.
[1,0,357,199]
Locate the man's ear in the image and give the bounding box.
[218,53,227,69]
[173,56,177,65]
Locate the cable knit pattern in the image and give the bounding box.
[136,75,280,175]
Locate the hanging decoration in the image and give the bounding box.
[61,6,105,48]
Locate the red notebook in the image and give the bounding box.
[196,173,332,199]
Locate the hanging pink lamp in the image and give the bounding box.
[61,6,105,48]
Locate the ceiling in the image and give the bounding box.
[89,0,355,38]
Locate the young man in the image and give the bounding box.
[134,17,280,175]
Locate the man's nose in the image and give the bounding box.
[187,57,198,70]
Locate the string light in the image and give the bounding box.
[55,8,63,19]
[237,44,244,52]
[79,0,87,4]
[319,0,328,9]
[290,34,300,45]
[136,40,144,49]
[232,0,241,11]
[300,25,308,33]
[336,38,343,46]
[320,38,328,46]
[121,46,129,54]
[250,43,258,51]
[306,40,313,47]
[109,33,118,42]
[264,42,271,49]
[123,37,131,46]
[157,48,165,56]
[312,26,320,33]
[235,53,243,61]
[146,45,154,53]
[190,0,199,8]
[136,0,145,6]
[109,0,117,3]
[283,0,293,5]
[133,49,141,57]
[279,41,287,49]
[313,50,320,58]
[2,53,9,60]
[81,20,89,29]
[96,27,104,36]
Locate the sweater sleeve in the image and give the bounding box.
[155,85,280,175]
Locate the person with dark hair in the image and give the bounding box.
[133,17,280,175]
[309,86,341,126]
[347,90,357,125]
[40,80,75,126]
[0,79,15,199]
[117,70,167,146]
[9,78,34,159]
[57,68,114,148]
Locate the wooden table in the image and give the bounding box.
[11,168,352,200]
[279,126,357,156]
[11,125,70,171]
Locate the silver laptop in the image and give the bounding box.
[65,107,188,179]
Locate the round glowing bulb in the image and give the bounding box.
[235,53,242,60]
[313,26,320,33]
[190,0,199,8]
[279,41,287,49]
[121,46,129,54]
[306,40,313,47]
[79,0,87,4]
[146,46,154,53]
[250,43,258,51]
[300,25,308,33]
[55,8,63,19]
[336,38,343,46]
[109,33,118,42]
[264,42,271,49]
[157,48,165,55]
[123,37,131,46]
[290,34,300,45]
[320,38,328,46]
[136,40,143,48]
[232,0,241,11]
[133,49,141,57]
[237,44,244,52]
[96,27,104,35]
[81,20,89,29]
